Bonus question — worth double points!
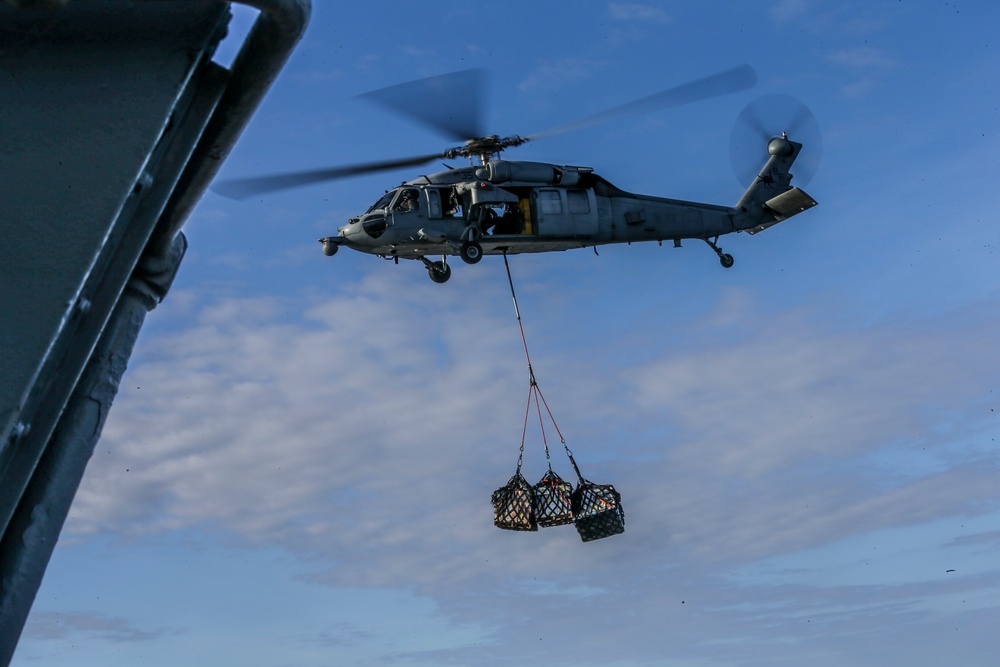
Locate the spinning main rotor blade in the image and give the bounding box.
[525,64,758,142]
[212,152,446,200]
[213,65,760,200]
[356,68,484,142]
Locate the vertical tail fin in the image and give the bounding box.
[734,136,817,234]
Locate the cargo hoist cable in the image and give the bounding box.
[503,252,582,479]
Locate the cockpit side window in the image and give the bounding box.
[393,188,420,213]
[367,190,396,214]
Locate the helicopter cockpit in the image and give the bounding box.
[365,190,396,214]
[348,187,421,241]
[344,189,406,241]
[362,187,424,215]
[392,188,420,213]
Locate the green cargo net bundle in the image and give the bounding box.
[490,253,624,542]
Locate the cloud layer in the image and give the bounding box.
[61,268,1000,665]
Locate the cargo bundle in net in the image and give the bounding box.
[491,254,624,542]
[571,480,625,542]
[491,472,537,531]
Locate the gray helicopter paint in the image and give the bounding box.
[220,65,816,279]
[323,138,815,265]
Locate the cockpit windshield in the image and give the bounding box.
[365,189,398,214]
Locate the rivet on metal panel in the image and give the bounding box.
[74,297,92,316]
[133,171,154,194]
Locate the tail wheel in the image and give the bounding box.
[703,238,734,268]
[428,261,452,283]
[460,241,483,264]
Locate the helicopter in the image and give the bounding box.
[214,66,819,283]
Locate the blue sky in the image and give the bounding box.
[13,1,1000,665]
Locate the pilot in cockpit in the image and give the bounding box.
[394,188,419,212]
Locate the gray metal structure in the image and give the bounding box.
[0,1,310,663]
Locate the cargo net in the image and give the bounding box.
[492,472,537,531]
[534,470,574,528]
[490,253,625,542]
[572,481,625,542]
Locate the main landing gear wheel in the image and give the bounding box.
[460,241,483,264]
[427,260,451,283]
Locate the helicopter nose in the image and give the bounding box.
[339,220,362,238]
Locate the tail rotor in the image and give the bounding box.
[729,94,822,187]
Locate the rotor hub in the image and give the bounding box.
[767,132,794,157]
[443,135,530,162]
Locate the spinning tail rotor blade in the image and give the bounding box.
[356,68,485,142]
[740,102,771,142]
[525,64,757,142]
[212,152,446,199]
[786,103,818,139]
[730,93,822,186]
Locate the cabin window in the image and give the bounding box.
[426,188,442,219]
[567,189,590,214]
[539,189,562,215]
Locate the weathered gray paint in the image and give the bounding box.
[324,142,816,264]
[0,2,310,662]
[0,3,230,463]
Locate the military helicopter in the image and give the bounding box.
[215,66,819,283]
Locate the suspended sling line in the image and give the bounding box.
[504,252,582,480]
[492,252,625,540]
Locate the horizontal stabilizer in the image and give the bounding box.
[747,187,818,234]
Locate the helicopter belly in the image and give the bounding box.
[481,237,591,255]
[391,243,450,259]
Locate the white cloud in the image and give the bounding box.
[770,0,812,23]
[607,2,672,25]
[65,272,1000,664]
[22,611,173,643]
[828,45,898,70]
[841,75,878,99]
[517,58,603,94]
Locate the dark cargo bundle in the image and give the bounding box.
[533,470,574,527]
[572,481,625,542]
[492,472,538,531]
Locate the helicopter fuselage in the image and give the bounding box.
[321,138,816,281]
[218,65,818,282]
